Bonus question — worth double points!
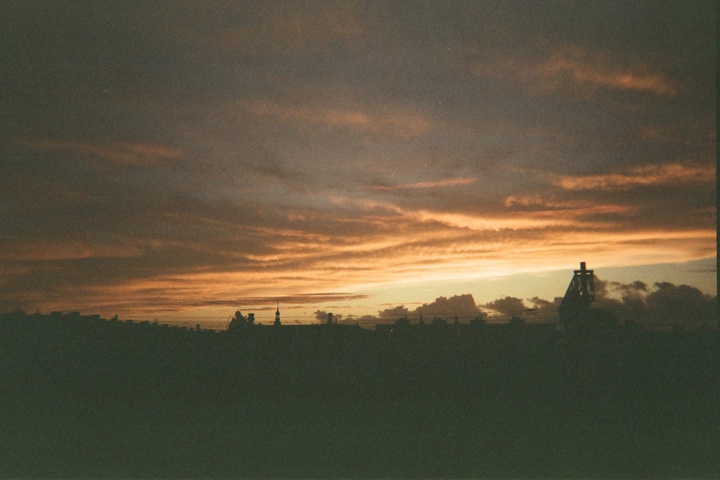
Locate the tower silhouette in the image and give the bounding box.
[559,261,596,330]
[274,303,281,326]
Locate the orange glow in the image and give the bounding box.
[21,218,712,319]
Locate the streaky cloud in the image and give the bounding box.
[241,100,431,137]
[552,162,715,190]
[374,177,478,190]
[474,44,679,97]
[19,138,185,168]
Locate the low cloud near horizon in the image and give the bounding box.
[329,279,717,329]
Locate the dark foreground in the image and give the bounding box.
[1,312,718,478]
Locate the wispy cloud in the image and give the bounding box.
[242,100,431,137]
[0,239,146,261]
[503,195,636,218]
[534,49,678,96]
[20,139,184,167]
[373,177,477,190]
[475,45,679,97]
[552,162,715,190]
[195,293,368,309]
[504,195,566,209]
[331,195,592,231]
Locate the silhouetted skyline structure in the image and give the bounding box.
[559,261,595,326]
[1,307,718,478]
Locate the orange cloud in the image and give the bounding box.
[243,100,431,137]
[331,195,590,230]
[553,162,715,190]
[376,177,478,190]
[20,139,184,167]
[503,196,636,218]
[476,45,678,97]
[535,50,678,96]
[504,195,565,208]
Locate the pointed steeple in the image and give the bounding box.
[274,303,281,326]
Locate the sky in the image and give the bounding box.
[1,1,716,327]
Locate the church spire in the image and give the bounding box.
[274,303,281,326]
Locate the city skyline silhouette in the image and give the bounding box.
[2,301,718,478]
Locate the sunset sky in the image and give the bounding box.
[1,1,716,326]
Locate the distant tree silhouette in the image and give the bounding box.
[415,294,483,321]
[229,310,247,330]
[591,278,716,329]
[313,310,344,325]
[379,305,410,323]
[483,296,526,317]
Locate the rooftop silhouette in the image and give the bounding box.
[1,302,718,478]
